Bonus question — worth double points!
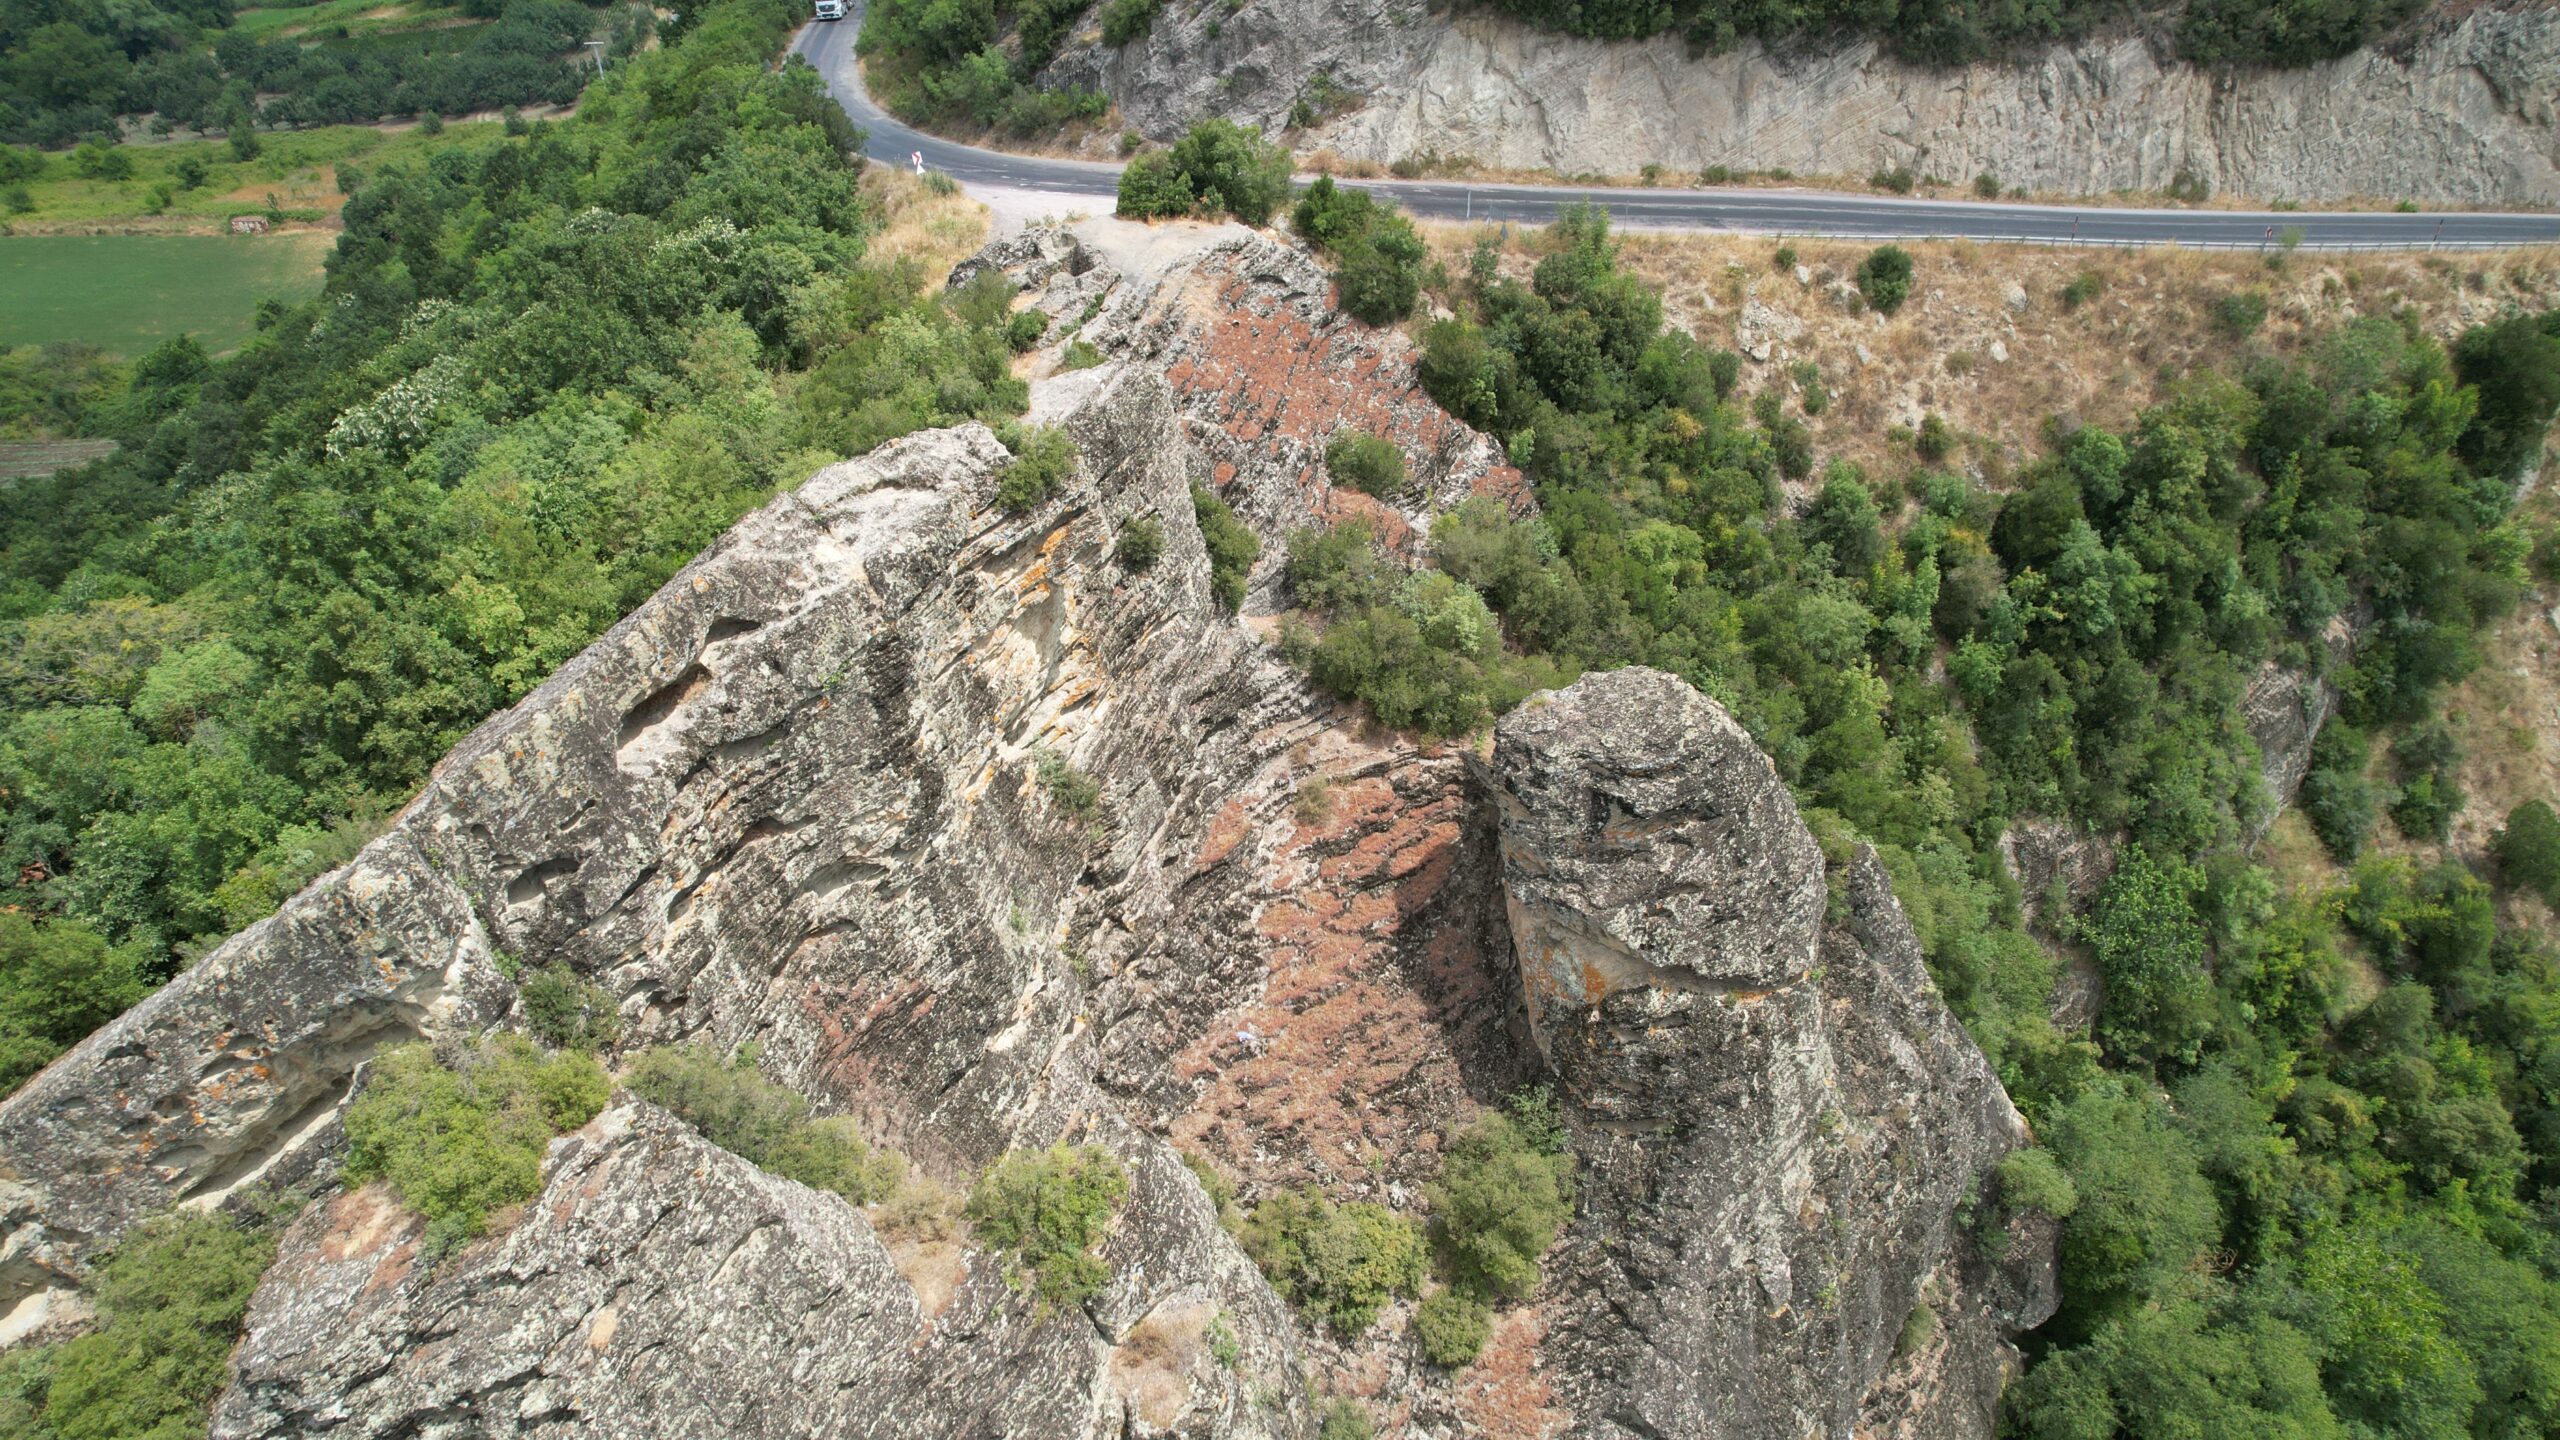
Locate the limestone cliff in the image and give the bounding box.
[0,226,2051,1438]
[1047,0,2560,205]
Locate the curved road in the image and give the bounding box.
[792,18,2560,250]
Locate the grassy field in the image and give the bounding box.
[3,122,505,233]
[0,234,334,354]
[229,0,479,40]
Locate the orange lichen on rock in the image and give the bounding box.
[1451,1306,1571,1439]
[1168,749,1513,1195]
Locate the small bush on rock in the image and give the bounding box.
[1416,1289,1493,1367]
[1325,429,1408,497]
[519,964,621,1053]
[995,424,1077,510]
[1115,514,1165,570]
[1428,1102,1576,1303]
[1192,484,1260,612]
[343,1036,609,1255]
[965,1143,1131,1309]
[624,1043,904,1204]
[1240,1186,1426,1335]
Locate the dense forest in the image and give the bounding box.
[1258,195,2560,1435]
[1473,0,2431,68]
[1,0,628,148]
[857,0,1109,136]
[0,0,1030,1087]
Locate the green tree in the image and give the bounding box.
[0,914,150,1094]
[2493,798,2560,906]
[2085,848,2215,1065]
[1163,119,1290,225]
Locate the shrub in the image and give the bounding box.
[965,1143,1131,1309]
[1003,309,1049,353]
[1116,514,1165,570]
[69,140,133,182]
[1997,1145,2080,1219]
[2494,800,2560,905]
[1240,1186,1426,1334]
[2060,271,2103,311]
[1335,220,1425,325]
[1855,244,1913,314]
[2212,290,2268,340]
[1416,1289,1492,1367]
[1165,118,1292,225]
[1060,338,1104,370]
[1115,150,1194,218]
[1895,1301,1939,1357]
[1870,165,1916,194]
[1192,483,1260,612]
[624,1043,904,1203]
[1915,412,1953,462]
[1973,171,2002,198]
[2386,720,2463,842]
[2301,723,2379,861]
[1325,429,1408,497]
[519,964,621,1053]
[995,424,1077,510]
[12,1211,276,1440]
[1703,164,1734,184]
[1100,0,1163,44]
[342,1037,610,1255]
[1319,1399,1376,1440]
[1034,747,1103,819]
[1772,243,1797,269]
[1790,359,1827,416]
[1428,1102,1575,1303]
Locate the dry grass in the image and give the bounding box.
[1423,224,2560,487]
[859,165,991,287]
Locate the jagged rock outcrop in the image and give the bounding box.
[212,1102,1306,1439]
[2241,660,2337,820]
[986,223,1533,597]
[1050,0,2560,205]
[1485,668,2051,1440]
[0,228,2054,1439]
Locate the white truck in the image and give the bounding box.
[813,0,845,18]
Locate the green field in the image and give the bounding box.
[0,234,333,355]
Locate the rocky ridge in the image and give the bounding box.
[0,226,2049,1438]
[1049,0,2560,205]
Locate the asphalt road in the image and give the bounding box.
[792,17,2560,251]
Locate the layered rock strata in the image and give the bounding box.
[1051,0,2560,205]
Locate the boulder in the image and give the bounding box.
[1484,668,2050,1440]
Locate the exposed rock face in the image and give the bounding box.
[2241,660,2337,821]
[213,1103,1307,1439]
[1051,0,2560,205]
[980,223,1533,595]
[1486,668,2049,1440]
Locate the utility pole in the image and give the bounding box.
[584,40,608,75]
